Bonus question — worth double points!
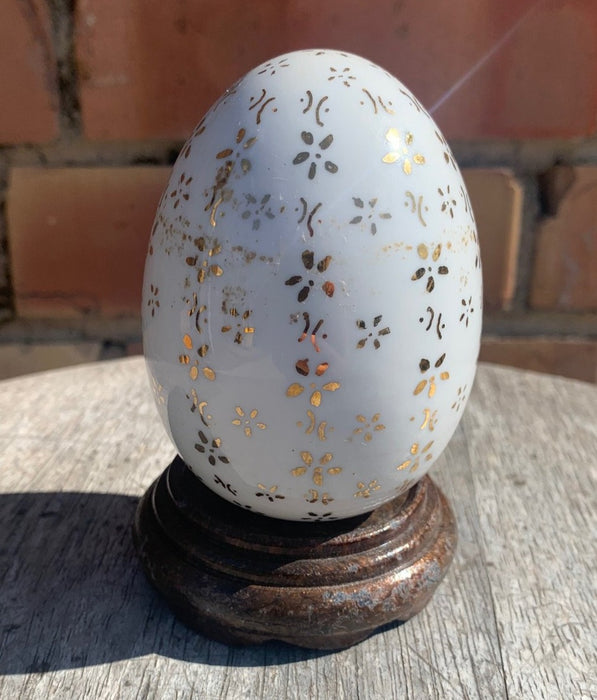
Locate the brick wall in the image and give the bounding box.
[1,0,596,382]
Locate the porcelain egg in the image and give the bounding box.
[142,49,482,521]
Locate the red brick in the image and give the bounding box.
[435,0,597,139]
[462,169,523,311]
[480,337,597,384]
[530,166,597,311]
[7,167,170,318]
[76,0,288,140]
[126,341,144,357]
[0,342,102,380]
[75,0,597,141]
[0,0,59,144]
[291,0,597,139]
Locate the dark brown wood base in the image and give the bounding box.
[133,456,457,650]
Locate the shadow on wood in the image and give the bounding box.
[0,490,332,673]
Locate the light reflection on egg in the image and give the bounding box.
[142,49,482,521]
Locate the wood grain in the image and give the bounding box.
[0,358,595,699]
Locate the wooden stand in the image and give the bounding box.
[133,456,457,650]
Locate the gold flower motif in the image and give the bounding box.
[185,236,223,284]
[355,480,381,498]
[382,128,425,174]
[256,484,285,502]
[178,333,215,382]
[291,451,342,485]
[286,379,341,407]
[231,406,266,437]
[396,440,434,473]
[352,413,386,442]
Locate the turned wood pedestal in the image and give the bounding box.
[133,455,457,649]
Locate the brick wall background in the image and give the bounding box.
[1,0,596,382]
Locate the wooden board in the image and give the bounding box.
[0,358,595,699]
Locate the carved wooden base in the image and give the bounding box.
[133,456,457,650]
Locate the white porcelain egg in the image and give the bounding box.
[142,49,482,521]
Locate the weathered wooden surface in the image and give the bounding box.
[0,358,595,699]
